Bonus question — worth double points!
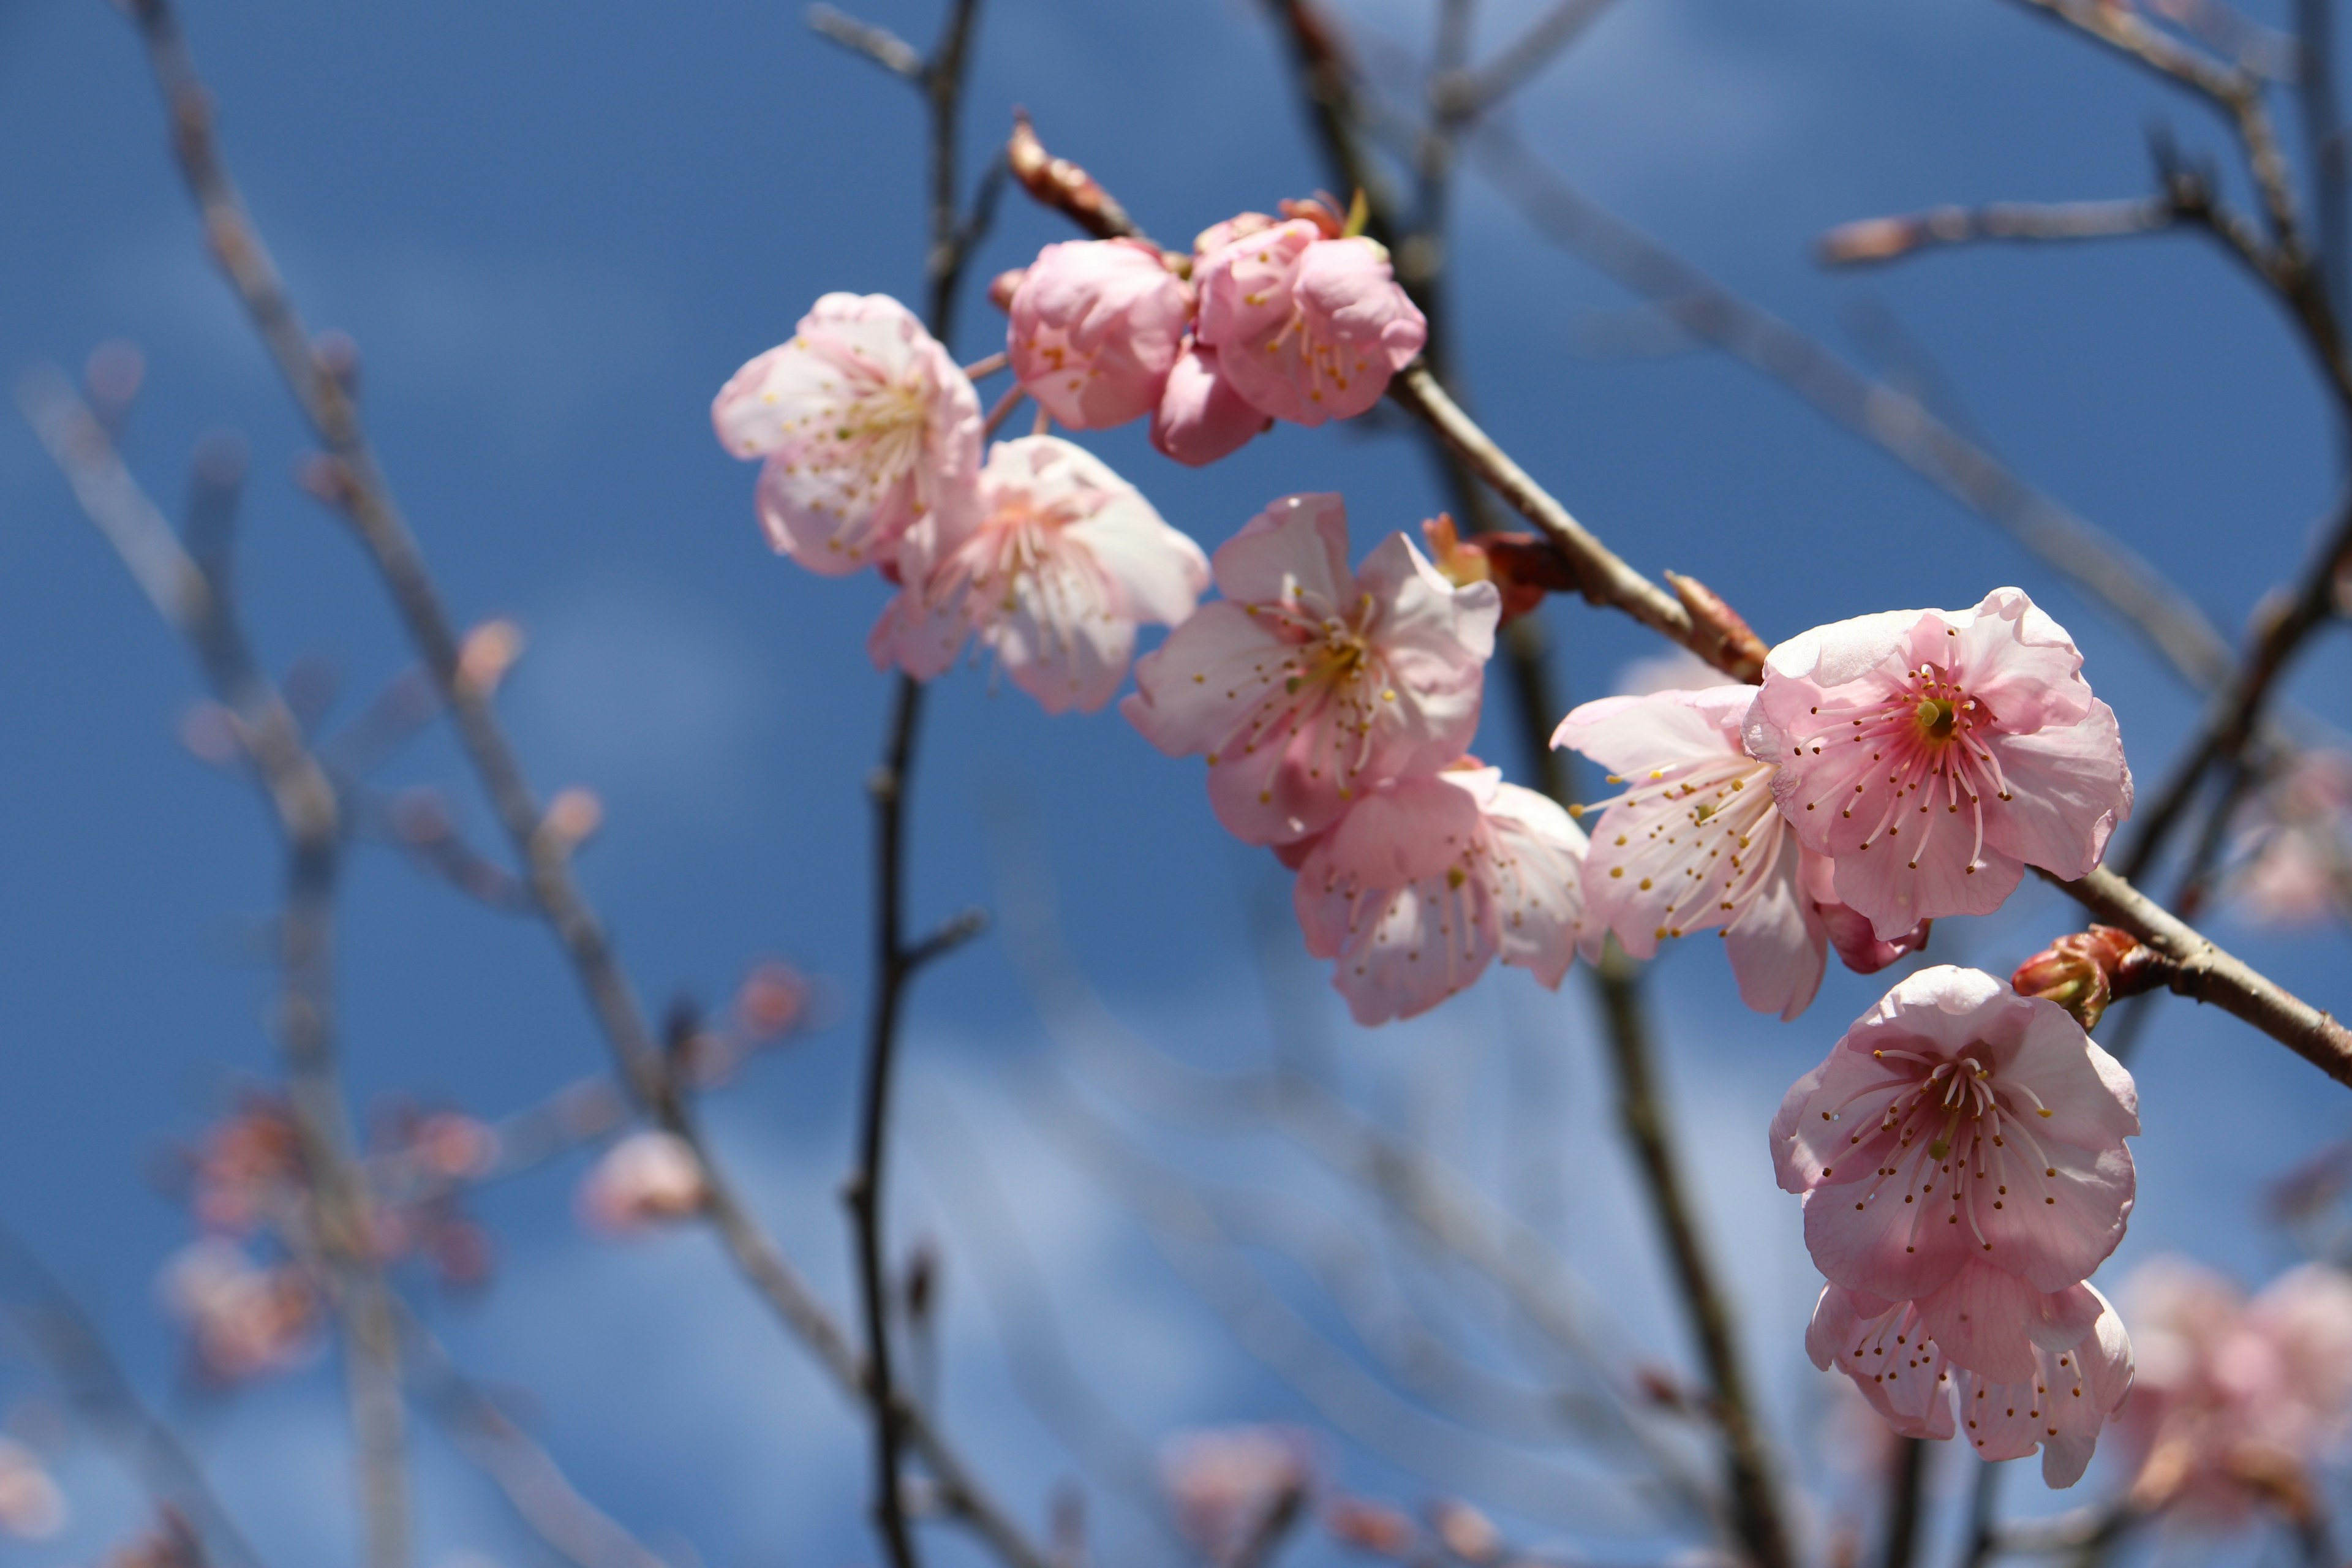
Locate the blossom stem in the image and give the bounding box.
[116,6,1049,1567]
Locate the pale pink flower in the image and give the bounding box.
[576,1131,708,1235]
[1554,685,1921,1022]
[1008,239,1194,429]
[1161,1425,1317,1561]
[1194,222,1427,426]
[871,437,1208,715]
[1122,494,1499,845]
[1771,965,2139,1302]
[1292,764,1586,1024]
[2117,1256,2352,1521]
[1747,588,2133,940]
[1151,341,1270,467]
[0,1439,65,1540]
[1808,1277,2135,1486]
[159,1239,319,1382]
[712,293,982,576]
[2228,751,2352,926]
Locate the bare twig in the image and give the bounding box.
[1817,197,2174,266]
[115,9,1047,1566]
[809,4,923,78]
[1878,1437,1928,1568]
[20,368,410,1568]
[1441,0,1623,121]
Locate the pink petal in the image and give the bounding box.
[1123,603,1292,758]
[1940,587,2096,734]
[1211,492,1355,608]
[1150,341,1270,467]
[1481,780,1588,989]
[1913,1263,2094,1384]
[1008,239,1194,430]
[1722,835,1828,1021]
[1978,699,2133,880]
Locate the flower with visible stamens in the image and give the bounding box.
[1745,588,2133,940]
[1291,763,1587,1025]
[1194,220,1426,426]
[1007,239,1195,430]
[1553,685,1924,1020]
[871,437,1208,715]
[711,292,981,577]
[1772,965,2139,1303]
[1807,1277,2135,1487]
[1122,494,1499,845]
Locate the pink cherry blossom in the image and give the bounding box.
[1808,1277,2134,1486]
[1553,685,1922,1022]
[872,436,1208,715]
[1007,239,1194,430]
[576,1131,709,1235]
[2116,1256,2352,1521]
[1151,340,1270,467]
[1747,588,2133,940]
[1121,493,1499,845]
[712,292,981,576]
[2228,750,2352,926]
[0,1439,65,1540]
[1292,764,1588,1025]
[1195,222,1427,426]
[1161,1425,1318,1560]
[1771,965,2139,1302]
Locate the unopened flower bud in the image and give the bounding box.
[1428,1499,1500,1565]
[734,960,811,1040]
[2013,942,2110,1030]
[543,787,603,851]
[455,619,524,697]
[1324,1498,1417,1557]
[576,1131,707,1235]
[987,268,1028,312]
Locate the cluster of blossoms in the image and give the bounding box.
[716,249,2167,1477]
[2114,1256,2352,1527]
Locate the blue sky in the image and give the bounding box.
[4,0,2352,1563]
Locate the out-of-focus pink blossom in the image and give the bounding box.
[1807,1278,2135,1486]
[1292,764,1586,1025]
[1161,1425,1317,1562]
[187,1097,301,1235]
[1771,966,2139,1305]
[1123,494,1498,846]
[1008,239,1193,430]
[712,293,982,576]
[1747,588,2133,940]
[0,1438,65,1540]
[1150,341,1270,467]
[1554,685,1922,1022]
[159,1239,319,1383]
[872,436,1208,715]
[1195,222,1426,426]
[576,1131,709,1236]
[2228,751,2352,926]
[2117,1256,2352,1522]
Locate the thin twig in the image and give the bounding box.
[1878,1437,1928,1568]
[1817,196,2174,266]
[19,368,410,1568]
[809,4,923,78]
[1444,0,1623,121]
[115,9,1047,1566]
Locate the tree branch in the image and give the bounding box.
[1817,196,2174,267]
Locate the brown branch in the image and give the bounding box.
[2052,865,2352,1085]
[1878,1437,1928,1568]
[19,368,411,1568]
[808,4,922,78]
[114,8,1047,1567]
[1440,0,1623,122]
[1817,197,2174,266]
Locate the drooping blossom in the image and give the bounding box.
[159,1238,320,1382]
[1291,764,1586,1025]
[1007,239,1194,429]
[0,1439,65,1540]
[1161,1425,1318,1563]
[1771,966,2139,1305]
[1194,219,1427,426]
[1151,341,1271,467]
[1807,1277,2135,1486]
[712,293,982,576]
[872,436,1208,715]
[1554,685,1922,1021]
[1123,494,1499,845]
[1747,588,2133,940]
[2226,751,2352,926]
[576,1131,709,1236]
[2116,1256,2352,1523]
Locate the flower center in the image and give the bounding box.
[1916,696,1958,741]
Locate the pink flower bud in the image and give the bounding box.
[1007,239,1194,429]
[1148,341,1268,466]
[576,1131,708,1235]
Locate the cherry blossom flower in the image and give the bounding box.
[1161,1426,1318,1562]
[1291,764,1587,1024]
[1195,221,1427,426]
[1151,341,1271,467]
[0,1438,66,1540]
[576,1131,708,1235]
[1771,965,2139,1303]
[1553,685,1921,1021]
[1807,1276,2135,1486]
[872,436,1208,715]
[2117,1256,2352,1522]
[2227,750,2352,926]
[1123,494,1499,845]
[712,292,982,576]
[159,1239,319,1382]
[1008,239,1194,429]
[1747,588,2133,940]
